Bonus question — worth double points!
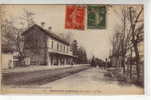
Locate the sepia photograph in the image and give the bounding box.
[0,4,144,95]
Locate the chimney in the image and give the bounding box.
[41,22,45,28]
[48,26,52,32]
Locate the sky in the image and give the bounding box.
[3,5,124,60]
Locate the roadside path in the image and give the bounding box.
[40,67,143,94]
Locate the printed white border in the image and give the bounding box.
[144,0,151,96]
[0,0,151,99]
[0,0,144,4]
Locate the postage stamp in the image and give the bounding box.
[87,5,106,29]
[65,5,85,30]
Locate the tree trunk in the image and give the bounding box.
[133,42,140,82]
[130,64,132,79]
[129,7,141,83]
[122,56,125,73]
[130,48,133,79]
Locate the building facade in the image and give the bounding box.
[22,24,76,66]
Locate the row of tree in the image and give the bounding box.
[71,40,88,64]
[110,5,144,83]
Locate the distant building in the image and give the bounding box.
[22,24,76,66]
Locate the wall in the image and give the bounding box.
[1,53,14,69]
[23,26,48,65]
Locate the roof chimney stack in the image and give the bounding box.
[41,22,45,28]
[48,26,52,32]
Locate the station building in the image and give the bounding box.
[22,24,76,66]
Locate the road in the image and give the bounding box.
[2,65,143,94]
[40,67,144,94]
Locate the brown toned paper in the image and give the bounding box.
[0,4,144,95]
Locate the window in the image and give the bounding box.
[60,44,62,51]
[64,45,65,52]
[51,40,53,49]
[67,46,68,53]
[65,45,67,53]
[57,43,59,51]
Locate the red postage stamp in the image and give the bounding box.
[65,5,85,30]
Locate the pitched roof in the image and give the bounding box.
[22,24,70,45]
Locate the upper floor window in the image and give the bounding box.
[64,45,65,52]
[51,40,53,49]
[60,44,62,51]
[57,43,59,51]
[67,46,68,53]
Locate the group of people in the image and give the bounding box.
[91,58,109,69]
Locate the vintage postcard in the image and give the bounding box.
[0,4,144,95]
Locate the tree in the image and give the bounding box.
[129,6,144,82]
[20,9,35,29]
[77,46,88,64]
[118,7,132,73]
[70,40,88,64]
[0,5,19,53]
[1,7,36,65]
[1,20,17,53]
[111,5,144,83]
[71,40,78,56]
